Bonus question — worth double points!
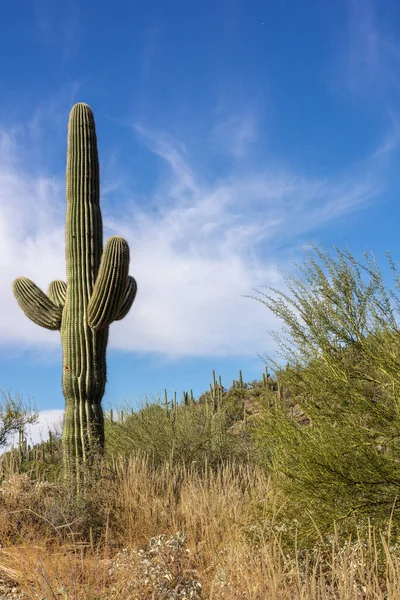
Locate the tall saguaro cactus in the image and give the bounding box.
[12,103,137,483]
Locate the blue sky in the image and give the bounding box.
[1,0,400,444]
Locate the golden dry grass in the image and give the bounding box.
[0,457,398,599]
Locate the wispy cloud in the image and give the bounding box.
[140,26,162,81]
[93,121,382,358]
[212,114,257,159]
[0,104,390,362]
[33,0,81,61]
[24,82,83,172]
[372,109,400,160]
[339,0,400,96]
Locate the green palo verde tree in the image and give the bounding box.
[12,103,137,485]
[245,243,400,542]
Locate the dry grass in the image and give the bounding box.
[0,457,399,599]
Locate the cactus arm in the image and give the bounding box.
[115,276,137,321]
[47,280,67,308]
[86,236,130,331]
[12,277,62,330]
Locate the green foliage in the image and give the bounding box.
[103,371,276,471]
[248,242,400,546]
[0,390,37,449]
[104,399,244,470]
[0,420,63,483]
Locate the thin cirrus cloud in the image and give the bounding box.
[338,0,400,97]
[32,0,81,61]
[0,108,388,363]
[211,113,257,159]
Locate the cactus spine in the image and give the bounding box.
[12,103,137,485]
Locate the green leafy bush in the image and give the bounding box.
[248,243,400,545]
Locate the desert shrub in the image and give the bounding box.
[0,473,109,545]
[104,394,254,471]
[248,243,400,546]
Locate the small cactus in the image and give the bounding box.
[238,370,243,389]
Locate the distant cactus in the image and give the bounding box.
[163,389,170,414]
[12,103,137,486]
[210,370,223,412]
[238,370,243,389]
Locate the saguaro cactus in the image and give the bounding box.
[12,103,137,483]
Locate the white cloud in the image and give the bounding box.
[0,108,387,361]
[0,129,66,351]
[102,125,382,358]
